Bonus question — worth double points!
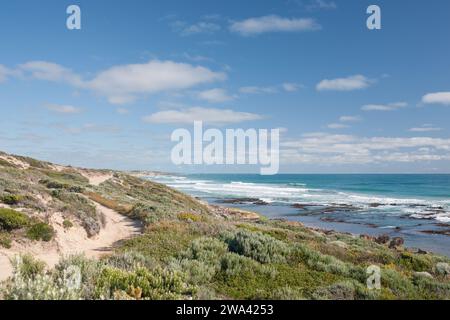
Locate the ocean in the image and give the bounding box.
[147,174,450,256]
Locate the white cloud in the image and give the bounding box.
[46,104,81,114]
[316,75,372,91]
[362,102,407,111]
[327,123,349,129]
[422,92,450,105]
[281,133,450,165]
[282,82,303,92]
[307,0,337,10]
[239,86,278,94]
[409,125,442,132]
[52,123,121,135]
[240,83,303,95]
[86,60,226,104]
[116,108,129,115]
[0,65,12,83]
[339,115,361,122]
[15,60,226,105]
[143,107,263,125]
[230,15,321,36]
[19,61,82,86]
[197,88,234,103]
[181,22,221,35]
[182,53,214,62]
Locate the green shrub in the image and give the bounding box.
[413,275,450,299]
[2,255,81,300]
[169,258,216,285]
[40,179,69,190]
[0,158,16,167]
[313,281,357,300]
[63,219,73,229]
[94,267,194,300]
[0,208,29,231]
[178,212,204,222]
[40,179,84,193]
[223,230,290,264]
[219,252,263,279]
[54,255,103,299]
[42,170,88,184]
[399,252,433,272]
[1,194,23,205]
[12,254,46,280]
[15,156,49,169]
[267,286,304,300]
[182,237,228,262]
[127,203,161,224]
[0,232,12,248]
[292,243,365,279]
[106,251,157,271]
[26,222,55,242]
[382,268,417,299]
[53,191,100,237]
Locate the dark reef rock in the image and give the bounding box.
[218,198,269,205]
[369,203,383,208]
[420,229,450,236]
[375,234,390,244]
[389,237,405,249]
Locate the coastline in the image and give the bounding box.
[145,173,450,257]
[1,154,450,300]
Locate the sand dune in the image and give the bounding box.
[0,202,141,281]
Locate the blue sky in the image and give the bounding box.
[1,0,450,173]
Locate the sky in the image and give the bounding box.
[0,0,450,173]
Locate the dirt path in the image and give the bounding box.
[0,203,141,282]
[78,170,113,186]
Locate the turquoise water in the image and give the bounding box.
[149,174,450,256]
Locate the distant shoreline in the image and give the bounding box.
[146,173,450,257]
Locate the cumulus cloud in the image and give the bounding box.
[339,115,361,122]
[116,108,129,115]
[239,86,278,94]
[143,107,263,125]
[19,61,82,86]
[181,22,221,35]
[46,104,81,114]
[86,60,227,104]
[0,65,12,82]
[282,82,303,92]
[422,92,450,105]
[409,124,442,132]
[239,83,303,95]
[197,88,234,103]
[327,123,348,129]
[230,15,321,36]
[52,123,121,135]
[316,75,372,91]
[15,60,226,105]
[361,102,407,111]
[281,132,450,165]
[306,0,337,10]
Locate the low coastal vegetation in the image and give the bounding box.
[0,152,449,300]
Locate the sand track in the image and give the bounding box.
[0,202,141,282]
